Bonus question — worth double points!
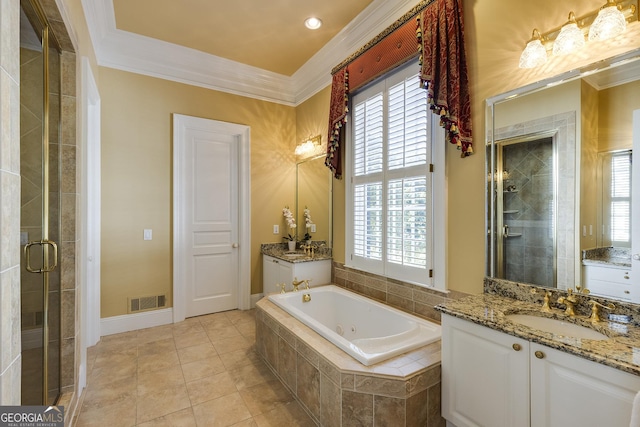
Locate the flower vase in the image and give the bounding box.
[288,240,296,252]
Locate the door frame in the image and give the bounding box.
[79,56,101,391]
[172,114,251,323]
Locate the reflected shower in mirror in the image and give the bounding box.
[486,48,640,298]
[494,133,557,288]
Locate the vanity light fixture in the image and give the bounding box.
[589,0,627,40]
[304,17,322,30]
[518,0,637,69]
[295,135,322,156]
[553,12,585,56]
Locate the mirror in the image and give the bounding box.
[486,48,640,297]
[296,154,332,248]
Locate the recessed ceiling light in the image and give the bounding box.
[305,17,322,30]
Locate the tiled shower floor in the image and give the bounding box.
[75,309,315,426]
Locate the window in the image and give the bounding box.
[346,62,445,288]
[602,150,632,246]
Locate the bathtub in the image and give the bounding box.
[267,284,441,365]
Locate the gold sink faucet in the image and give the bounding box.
[541,290,552,313]
[557,289,577,317]
[588,300,615,323]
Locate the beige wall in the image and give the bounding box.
[99,67,296,317]
[98,0,640,318]
[599,80,640,152]
[581,81,599,251]
[449,0,640,294]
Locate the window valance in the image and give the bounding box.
[326,0,472,179]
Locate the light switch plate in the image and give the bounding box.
[311,224,316,233]
[144,229,153,240]
[273,225,279,234]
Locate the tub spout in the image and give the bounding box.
[292,277,304,292]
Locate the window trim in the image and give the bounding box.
[344,62,447,291]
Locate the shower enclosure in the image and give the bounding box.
[493,133,557,288]
[20,0,62,405]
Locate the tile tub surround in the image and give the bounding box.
[582,246,631,267]
[436,277,640,376]
[332,262,469,324]
[256,298,444,426]
[261,242,332,262]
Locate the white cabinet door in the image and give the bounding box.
[442,314,530,427]
[292,259,332,286]
[530,342,640,427]
[264,255,331,292]
[263,255,292,292]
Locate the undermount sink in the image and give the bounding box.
[282,253,308,259]
[506,314,609,341]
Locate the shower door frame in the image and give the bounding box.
[494,130,559,287]
[20,0,63,405]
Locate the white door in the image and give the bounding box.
[174,114,241,318]
[632,110,640,297]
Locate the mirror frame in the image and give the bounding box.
[485,47,640,284]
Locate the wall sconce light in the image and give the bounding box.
[295,135,322,156]
[519,0,637,69]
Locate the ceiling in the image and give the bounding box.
[81,0,422,105]
[112,0,373,76]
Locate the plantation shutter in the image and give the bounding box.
[351,63,433,284]
[610,152,631,244]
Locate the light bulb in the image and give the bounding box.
[519,29,547,69]
[553,12,585,56]
[589,1,626,41]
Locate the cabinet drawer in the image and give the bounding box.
[586,279,633,301]
[584,265,631,284]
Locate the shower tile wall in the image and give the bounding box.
[494,112,576,289]
[502,138,554,287]
[59,49,77,398]
[0,0,21,406]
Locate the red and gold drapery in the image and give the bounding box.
[325,0,472,179]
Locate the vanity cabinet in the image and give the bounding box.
[442,314,640,427]
[262,255,331,292]
[583,264,633,301]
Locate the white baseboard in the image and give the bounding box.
[250,293,264,308]
[100,308,173,336]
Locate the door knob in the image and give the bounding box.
[633,254,640,261]
[232,243,239,248]
[535,351,545,359]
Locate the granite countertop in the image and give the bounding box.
[582,246,631,268]
[436,286,640,376]
[261,242,332,263]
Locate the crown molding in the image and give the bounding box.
[81,0,420,106]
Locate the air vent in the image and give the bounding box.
[128,294,167,313]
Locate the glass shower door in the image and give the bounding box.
[20,0,62,405]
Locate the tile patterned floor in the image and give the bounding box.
[75,309,316,426]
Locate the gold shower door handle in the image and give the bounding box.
[24,239,58,273]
